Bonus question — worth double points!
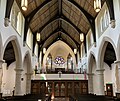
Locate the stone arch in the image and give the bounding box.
[87,51,97,94]
[2,35,22,68]
[98,36,117,69]
[0,33,3,59]
[43,40,76,69]
[88,51,96,73]
[22,51,32,94]
[2,35,22,95]
[23,51,32,73]
[116,34,120,60]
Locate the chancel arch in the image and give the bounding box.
[43,40,76,71]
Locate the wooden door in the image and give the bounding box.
[106,84,113,96]
[54,81,66,97]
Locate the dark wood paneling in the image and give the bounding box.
[31,80,88,97]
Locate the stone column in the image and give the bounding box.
[14,68,23,95]
[25,73,32,94]
[0,60,4,93]
[77,51,80,65]
[96,69,105,95]
[88,73,94,94]
[114,60,120,92]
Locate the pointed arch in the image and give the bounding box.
[88,51,96,74]
[43,40,76,69]
[0,33,3,59]
[2,35,22,68]
[98,36,117,69]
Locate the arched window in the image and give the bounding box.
[10,1,24,35]
[105,11,109,27]
[34,43,38,57]
[100,17,104,32]
[26,29,33,49]
[16,12,23,35]
[81,43,85,58]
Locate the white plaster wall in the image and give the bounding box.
[104,63,112,90]
[2,62,15,96]
[0,0,33,96]
[87,0,120,95]
[91,59,97,94]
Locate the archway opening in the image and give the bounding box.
[88,54,97,94]
[2,41,16,96]
[43,40,76,73]
[102,42,116,96]
[22,52,32,95]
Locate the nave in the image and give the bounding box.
[0,0,120,100]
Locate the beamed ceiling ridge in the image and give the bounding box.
[43,33,76,50]
[39,27,78,49]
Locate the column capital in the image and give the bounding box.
[0,60,5,63]
[114,60,120,64]
[0,60,5,69]
[14,68,23,73]
[25,73,33,75]
[114,60,120,69]
[96,69,105,74]
[87,73,94,76]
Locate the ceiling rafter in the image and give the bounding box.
[34,13,83,36]
[106,0,115,20]
[39,27,78,48]
[67,0,96,43]
[44,34,75,51]
[25,0,52,22]
[5,0,14,19]
[23,0,52,46]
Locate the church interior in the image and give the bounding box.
[0,0,120,101]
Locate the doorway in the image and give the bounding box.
[106,84,113,97]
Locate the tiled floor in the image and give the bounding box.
[52,97,69,101]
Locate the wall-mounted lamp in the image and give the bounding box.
[43,48,46,54]
[21,0,28,11]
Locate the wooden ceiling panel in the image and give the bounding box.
[15,0,106,50]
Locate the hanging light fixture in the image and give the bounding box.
[43,48,46,54]
[74,49,77,54]
[36,32,40,41]
[80,33,84,42]
[21,0,28,11]
[94,0,101,12]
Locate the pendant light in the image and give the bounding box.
[43,48,46,54]
[21,0,28,11]
[80,33,84,42]
[74,49,77,54]
[36,32,40,41]
[94,0,101,12]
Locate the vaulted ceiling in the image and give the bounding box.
[4,0,116,66]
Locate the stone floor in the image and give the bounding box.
[52,97,69,101]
